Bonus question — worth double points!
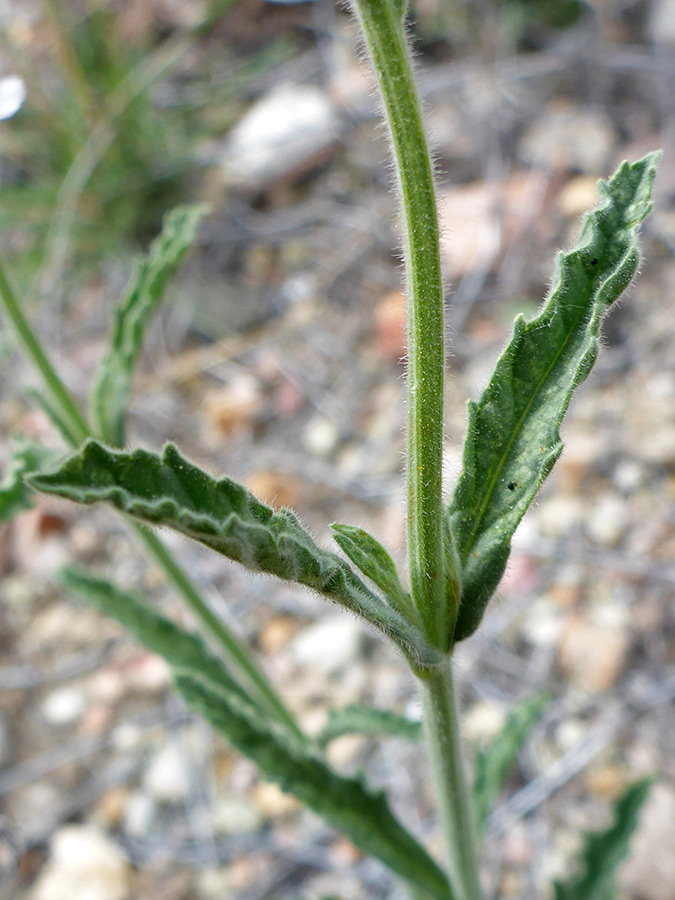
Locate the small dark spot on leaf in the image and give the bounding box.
[507,482,518,491]
[591,258,598,265]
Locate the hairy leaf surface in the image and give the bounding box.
[448,153,659,642]
[31,441,442,667]
[60,567,255,709]
[473,693,549,832]
[0,437,62,524]
[91,204,208,447]
[553,779,653,900]
[176,673,454,900]
[317,704,423,748]
[331,523,413,617]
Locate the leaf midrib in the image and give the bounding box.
[459,264,608,565]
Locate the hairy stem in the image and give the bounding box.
[421,660,483,900]
[349,4,481,897]
[0,255,305,744]
[349,0,456,648]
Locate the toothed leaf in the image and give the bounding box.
[30,440,442,668]
[176,673,454,900]
[448,153,659,642]
[317,704,423,748]
[553,779,653,900]
[91,204,208,447]
[0,437,63,524]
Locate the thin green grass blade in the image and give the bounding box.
[448,152,660,642]
[91,204,208,447]
[175,673,454,900]
[472,693,549,833]
[553,779,653,900]
[59,566,256,710]
[331,523,414,618]
[30,440,443,668]
[0,437,62,524]
[317,704,423,748]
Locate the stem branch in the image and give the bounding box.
[0,255,304,744]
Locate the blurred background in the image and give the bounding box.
[1,0,674,898]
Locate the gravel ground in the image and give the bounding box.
[1,1,674,899]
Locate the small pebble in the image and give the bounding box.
[211,794,263,836]
[143,743,192,804]
[291,616,364,674]
[122,792,157,839]
[41,687,86,727]
[32,825,130,900]
[302,415,339,457]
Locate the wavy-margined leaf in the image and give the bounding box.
[553,779,653,900]
[30,440,442,668]
[473,693,549,833]
[331,523,413,618]
[59,566,255,710]
[0,437,62,524]
[176,673,454,900]
[317,704,423,748]
[91,204,208,447]
[448,152,659,643]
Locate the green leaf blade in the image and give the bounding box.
[175,673,454,900]
[553,778,653,900]
[331,523,413,617]
[0,437,63,524]
[30,440,442,667]
[318,704,423,748]
[472,693,549,833]
[91,204,208,447]
[449,152,660,642]
[59,566,255,709]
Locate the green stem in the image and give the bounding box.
[420,660,483,900]
[0,255,305,744]
[0,262,89,445]
[349,5,481,898]
[349,0,454,649]
[135,525,305,742]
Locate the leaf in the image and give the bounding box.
[25,388,82,447]
[448,152,660,643]
[472,693,549,832]
[175,673,454,900]
[0,437,62,524]
[317,704,423,748]
[59,566,255,710]
[30,440,443,668]
[331,523,414,618]
[91,204,208,447]
[553,778,653,900]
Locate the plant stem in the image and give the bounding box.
[349,5,482,897]
[135,525,305,742]
[0,262,90,445]
[349,0,453,649]
[421,659,483,900]
[0,255,305,744]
